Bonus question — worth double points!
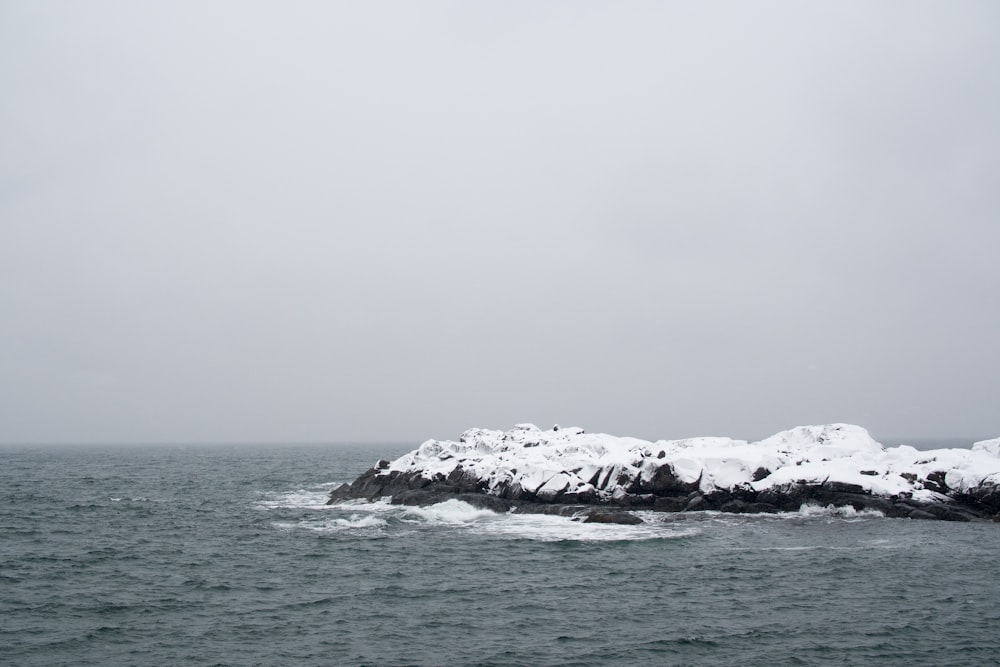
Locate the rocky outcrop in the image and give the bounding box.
[328,424,1000,523]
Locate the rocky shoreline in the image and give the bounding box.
[328,424,1000,523]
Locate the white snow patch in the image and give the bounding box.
[973,438,1000,458]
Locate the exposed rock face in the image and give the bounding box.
[328,424,1000,523]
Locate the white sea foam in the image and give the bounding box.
[398,499,499,524]
[257,487,338,509]
[324,499,698,541]
[468,512,699,542]
[795,503,886,519]
[692,504,887,523]
[272,514,388,533]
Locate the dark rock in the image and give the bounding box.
[966,483,1000,513]
[720,499,778,514]
[326,466,403,503]
[653,496,687,512]
[561,489,598,505]
[581,511,643,525]
[446,466,484,493]
[636,464,700,496]
[685,494,708,511]
[922,503,974,522]
[617,493,655,508]
[751,467,771,482]
[504,481,527,501]
[728,485,760,503]
[822,480,867,495]
[328,459,1000,523]
[757,484,808,511]
[707,491,733,507]
[924,471,949,494]
[887,502,919,519]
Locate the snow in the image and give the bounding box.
[973,438,1000,457]
[382,424,1000,502]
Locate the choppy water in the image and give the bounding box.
[2,443,999,666]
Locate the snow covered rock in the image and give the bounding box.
[327,424,1000,521]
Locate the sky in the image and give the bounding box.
[1,1,998,445]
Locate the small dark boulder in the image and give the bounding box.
[685,494,708,511]
[581,511,643,525]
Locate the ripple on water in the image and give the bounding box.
[3,445,1000,667]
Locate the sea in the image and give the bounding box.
[2,442,999,667]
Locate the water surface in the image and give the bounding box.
[2,444,997,666]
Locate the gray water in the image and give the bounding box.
[2,443,999,666]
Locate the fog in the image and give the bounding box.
[2,1,998,444]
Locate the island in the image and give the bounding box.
[328,424,1000,523]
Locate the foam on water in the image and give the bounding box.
[795,503,886,520]
[257,487,337,509]
[398,498,499,524]
[272,514,389,533]
[270,481,897,542]
[468,511,699,542]
[311,498,698,542]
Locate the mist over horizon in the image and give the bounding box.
[2,2,998,445]
[0,428,992,453]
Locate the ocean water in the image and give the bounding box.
[2,443,999,667]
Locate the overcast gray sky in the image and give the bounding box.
[2,1,998,444]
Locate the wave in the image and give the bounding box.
[265,481,889,542]
[794,503,886,519]
[271,514,388,533]
[256,487,340,510]
[467,511,699,542]
[398,498,499,524]
[308,498,697,542]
